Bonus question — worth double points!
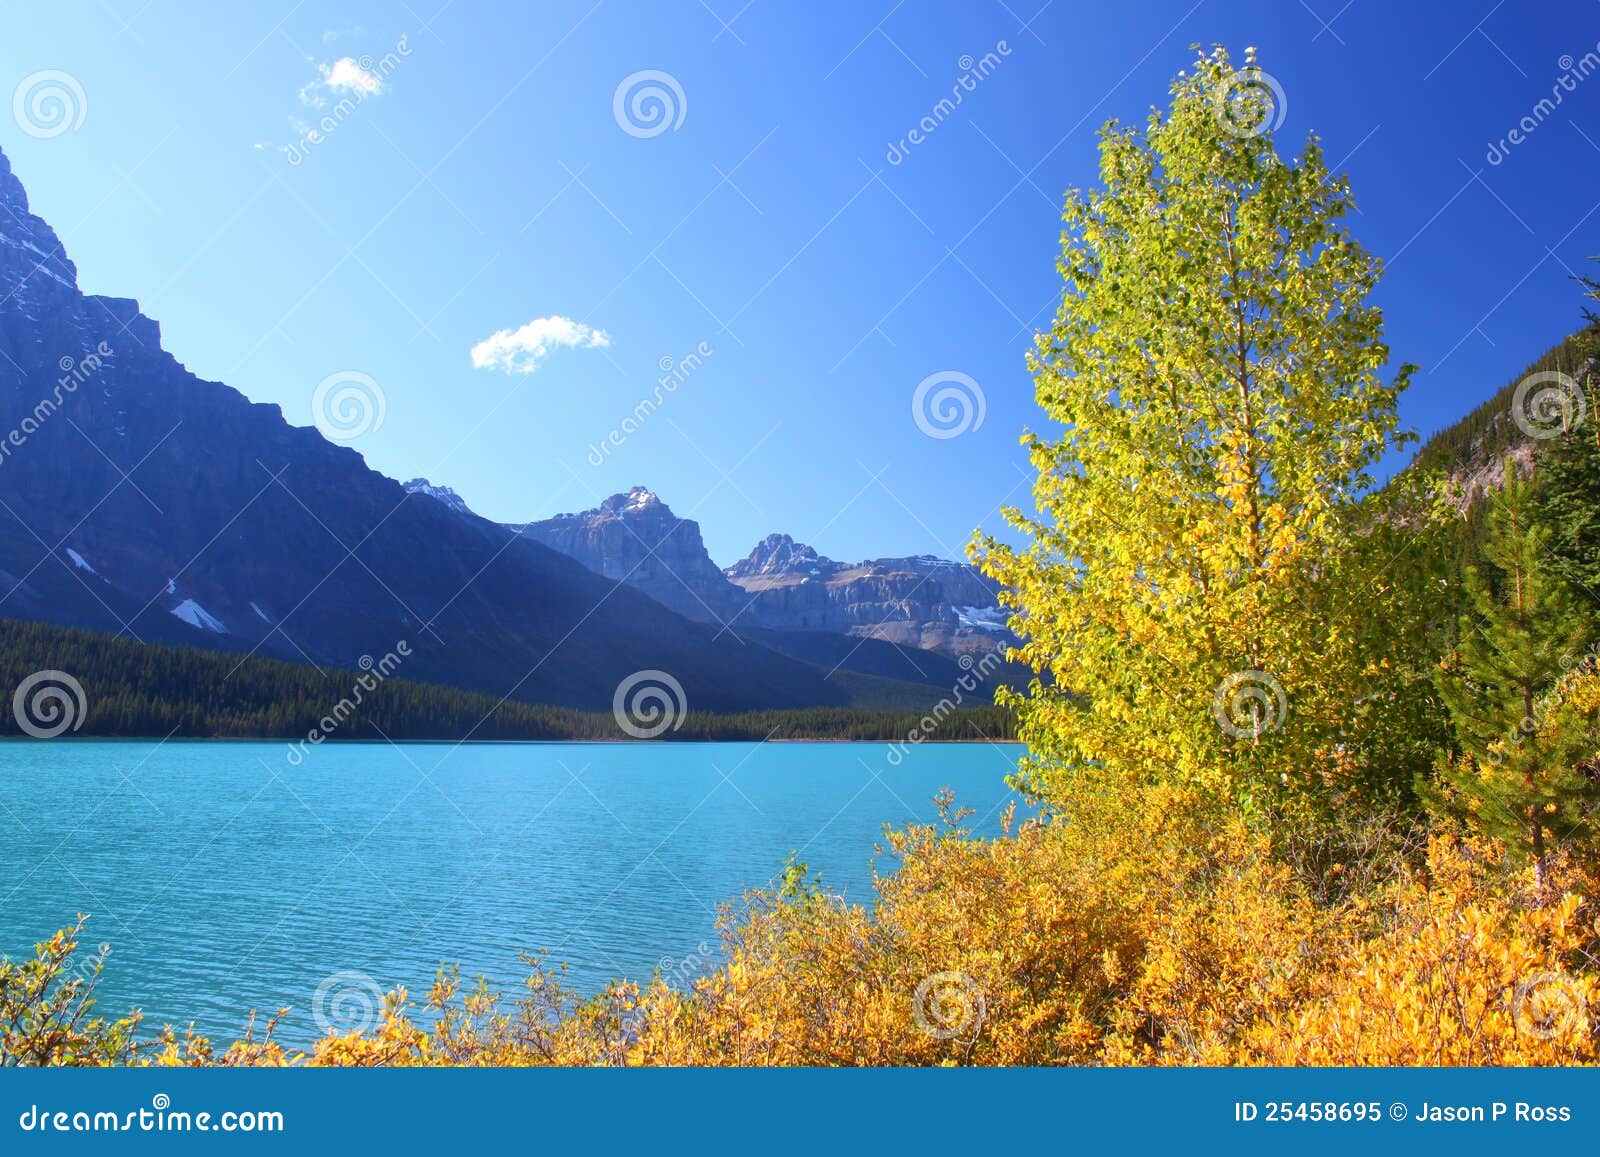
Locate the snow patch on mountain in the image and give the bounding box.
[955,605,1009,633]
[620,486,658,513]
[171,598,228,634]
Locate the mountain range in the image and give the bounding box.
[502,486,1013,661]
[0,146,1007,715]
[433,481,1022,689]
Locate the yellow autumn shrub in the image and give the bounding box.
[1243,840,1597,1065]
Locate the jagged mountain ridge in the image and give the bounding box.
[506,487,1016,666]
[0,146,937,713]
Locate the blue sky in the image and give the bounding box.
[2,0,1597,565]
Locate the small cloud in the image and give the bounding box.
[470,316,611,375]
[299,57,386,107]
[325,57,384,95]
[322,25,366,45]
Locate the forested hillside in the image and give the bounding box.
[1412,329,1595,477]
[0,618,1014,743]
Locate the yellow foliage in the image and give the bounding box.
[284,805,1596,1068]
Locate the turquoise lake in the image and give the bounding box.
[0,739,1024,1045]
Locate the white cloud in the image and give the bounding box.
[470,316,612,375]
[299,57,385,107]
[325,58,384,95]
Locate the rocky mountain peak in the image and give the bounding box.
[0,147,25,212]
[402,477,475,517]
[599,486,662,517]
[0,145,79,300]
[517,488,739,623]
[726,532,831,580]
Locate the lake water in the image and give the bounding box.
[0,739,1023,1045]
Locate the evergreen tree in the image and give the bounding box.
[1531,278,1600,604]
[1433,459,1596,875]
[1535,387,1600,604]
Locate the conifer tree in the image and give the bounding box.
[1433,459,1596,875]
[1531,280,1600,604]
